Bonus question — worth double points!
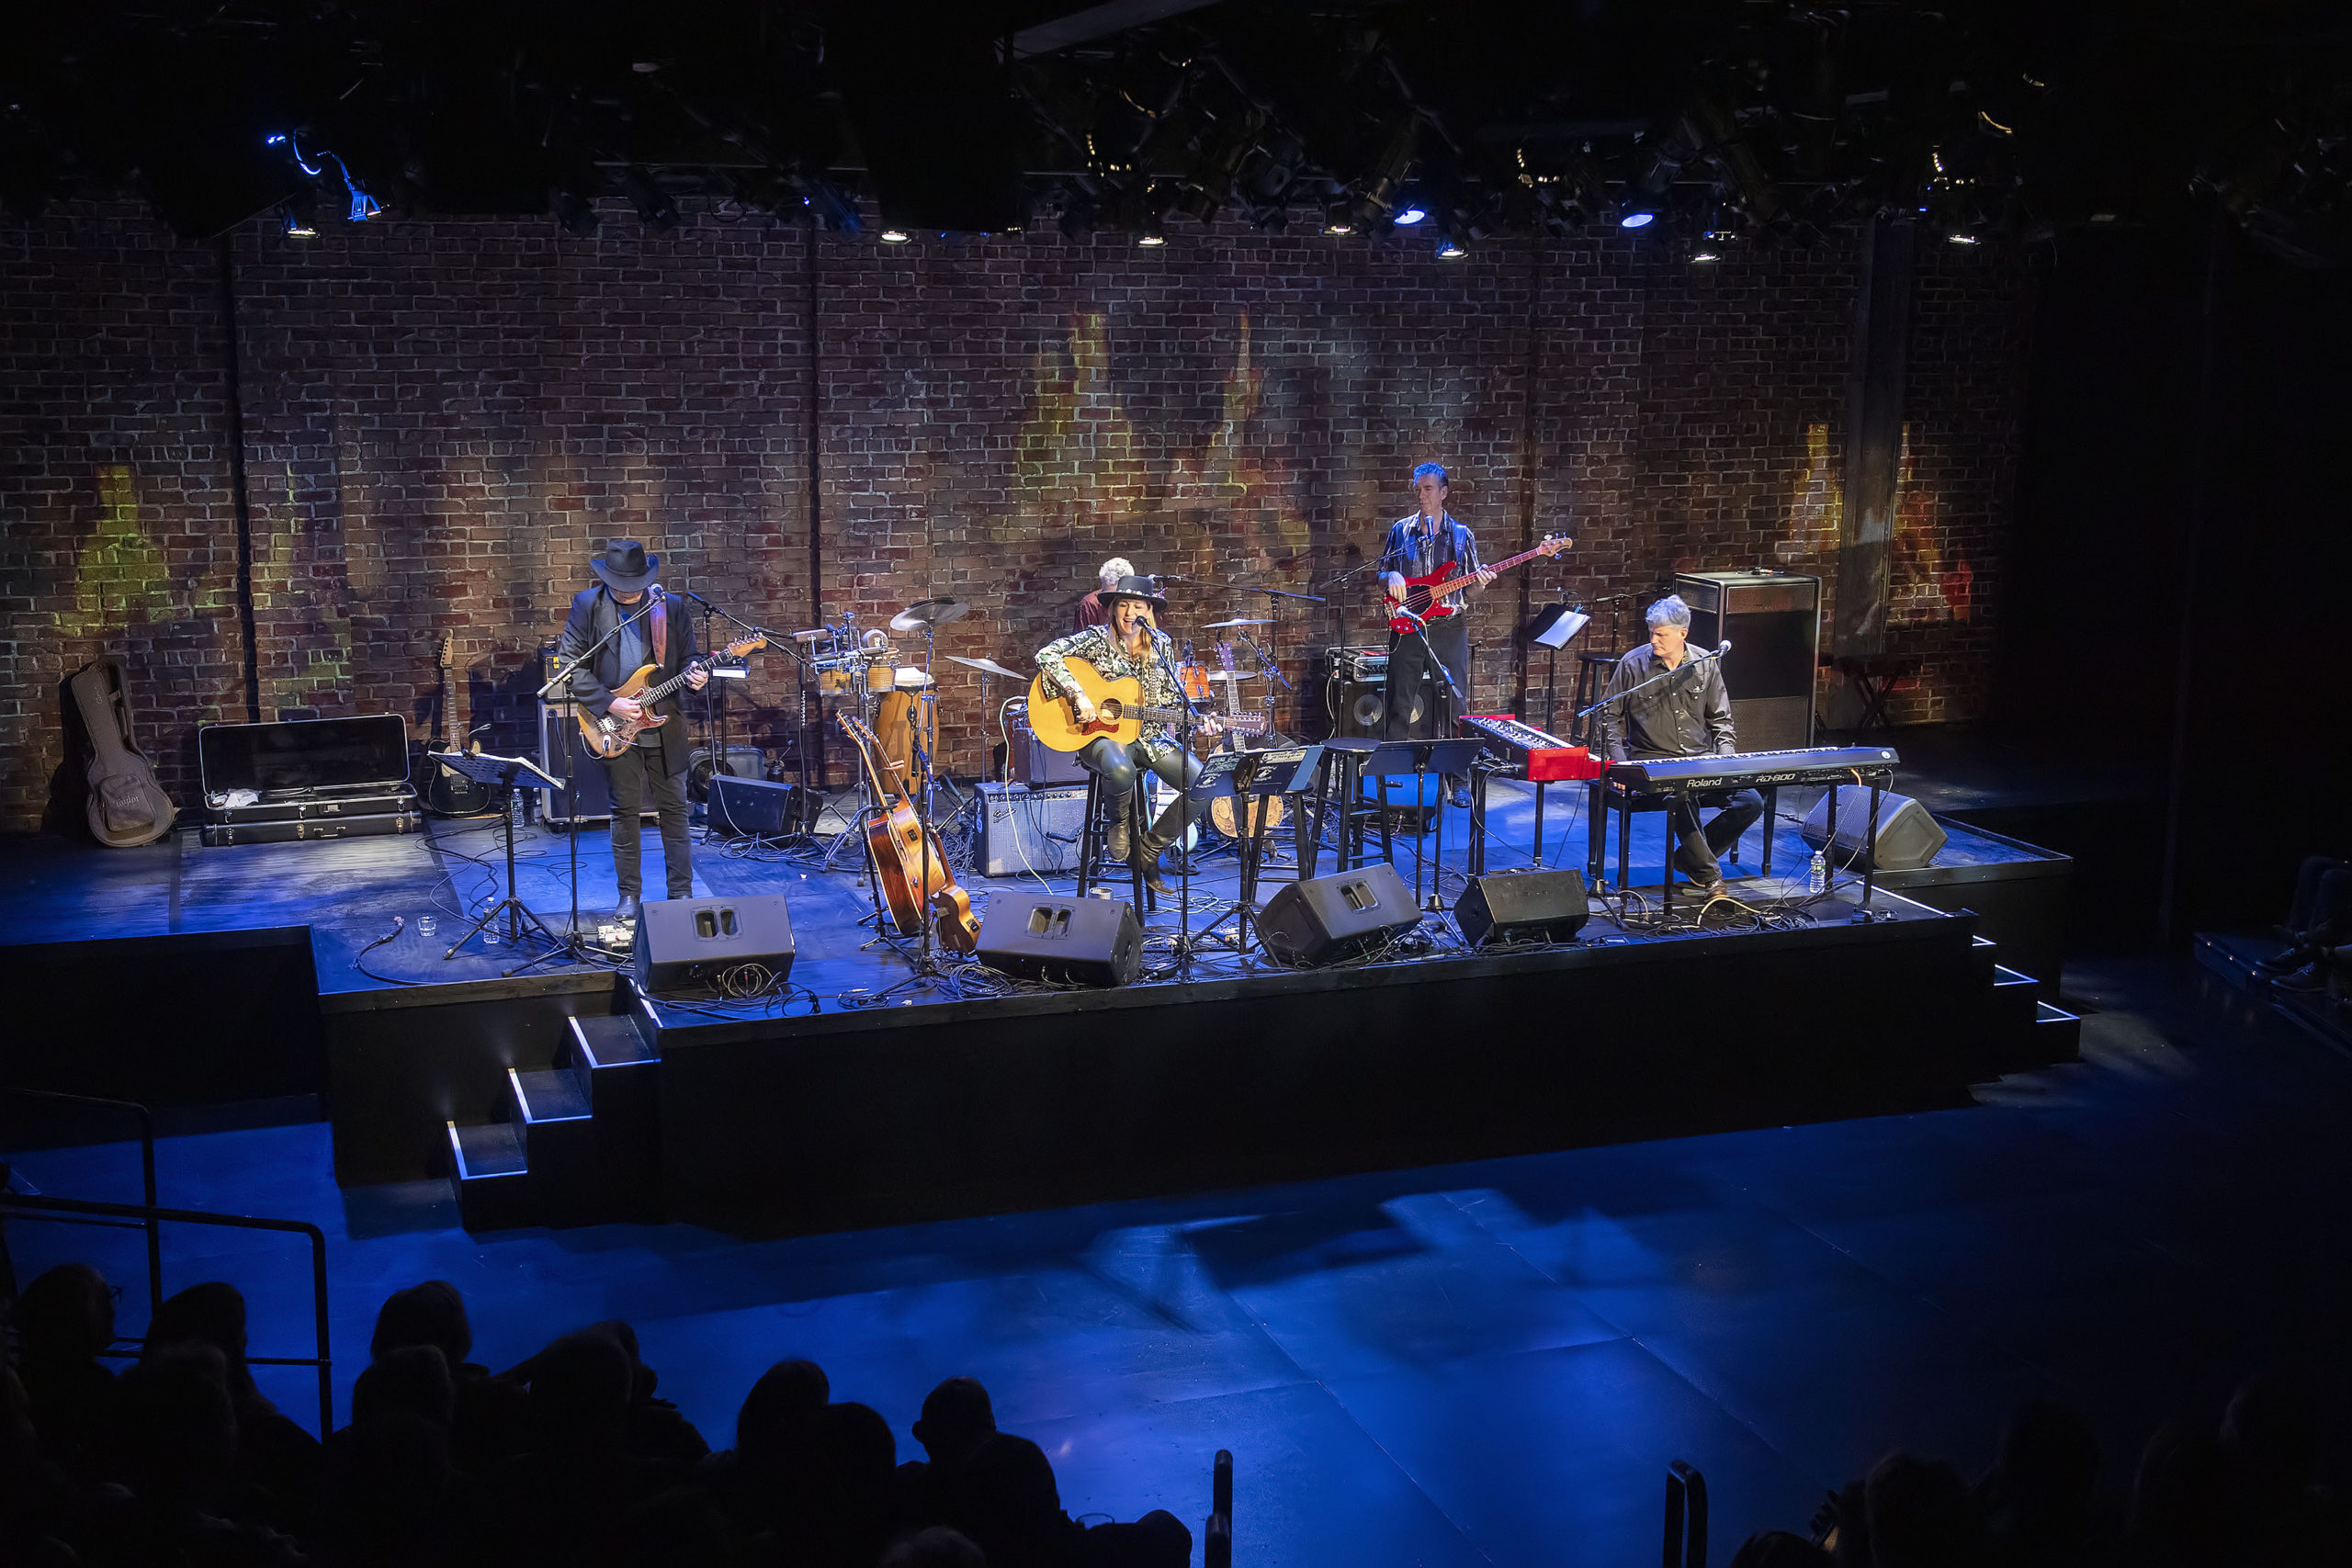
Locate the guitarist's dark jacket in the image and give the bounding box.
[560,586,700,778]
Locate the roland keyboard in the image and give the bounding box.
[1606,745,1900,793]
[1459,714,1611,782]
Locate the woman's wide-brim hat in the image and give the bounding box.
[1102,574,1168,610]
[591,538,662,592]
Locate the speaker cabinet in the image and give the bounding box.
[1009,722,1090,786]
[1799,788,1946,872]
[539,702,659,829]
[975,782,1089,876]
[976,897,1143,987]
[633,894,796,991]
[1326,676,1391,739]
[1453,868,1590,946]
[707,774,815,838]
[1676,571,1820,752]
[1257,862,1423,966]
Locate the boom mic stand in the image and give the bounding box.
[512,592,660,976]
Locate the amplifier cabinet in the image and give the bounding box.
[1675,570,1820,753]
[976,782,1089,876]
[539,702,660,829]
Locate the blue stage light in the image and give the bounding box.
[1395,205,1428,225]
[1619,210,1657,230]
[1435,233,1465,259]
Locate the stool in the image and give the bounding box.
[1587,781,1779,894]
[1074,769,1153,912]
[1568,652,1617,745]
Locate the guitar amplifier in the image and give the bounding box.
[975,782,1089,876]
[1010,722,1090,785]
[539,702,660,829]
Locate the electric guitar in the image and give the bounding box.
[1206,642,1285,840]
[420,633,489,815]
[1385,533,1574,635]
[837,712,981,953]
[1024,657,1270,752]
[576,634,766,760]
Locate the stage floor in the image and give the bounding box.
[0,763,2058,1006]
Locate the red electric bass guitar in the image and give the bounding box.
[1385,533,1574,635]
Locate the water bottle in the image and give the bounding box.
[1808,848,1827,896]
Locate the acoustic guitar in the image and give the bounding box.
[1385,533,1574,635]
[1024,657,1270,752]
[837,712,981,953]
[575,634,767,759]
[1206,641,1285,840]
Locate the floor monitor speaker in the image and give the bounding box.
[634,894,796,991]
[1798,788,1946,872]
[1258,862,1423,966]
[976,897,1143,987]
[1453,868,1591,946]
[707,774,816,837]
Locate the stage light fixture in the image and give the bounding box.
[1395,203,1428,225]
[1692,247,1721,263]
[1949,231,1981,245]
[282,208,317,239]
[1325,220,1353,235]
[1619,209,1657,229]
[1136,227,1166,247]
[880,228,911,243]
[1435,232,1465,258]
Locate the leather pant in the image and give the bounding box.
[1080,735,1203,849]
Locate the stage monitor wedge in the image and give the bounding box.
[1258,863,1423,966]
[977,897,1142,987]
[1454,868,1591,946]
[1799,788,1947,872]
[635,895,796,991]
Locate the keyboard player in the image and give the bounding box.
[1594,594,1764,894]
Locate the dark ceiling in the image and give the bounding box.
[3,1,2349,265]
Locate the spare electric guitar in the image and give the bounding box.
[1025,656,1270,752]
[420,633,489,815]
[837,712,981,953]
[1206,641,1285,840]
[576,634,766,760]
[1385,532,1574,635]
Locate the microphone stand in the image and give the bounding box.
[1152,630,1204,981]
[513,592,660,975]
[1391,606,1467,908]
[1572,644,1731,899]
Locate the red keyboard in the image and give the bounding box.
[1460,714,1609,782]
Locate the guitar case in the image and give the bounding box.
[68,657,178,847]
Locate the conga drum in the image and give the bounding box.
[874,688,939,781]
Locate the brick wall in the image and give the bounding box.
[0,200,2033,831]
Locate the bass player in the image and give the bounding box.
[1379,461,1496,807]
[559,538,708,923]
[1034,575,1222,893]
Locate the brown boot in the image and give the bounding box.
[1105,810,1130,863]
[1131,830,1171,894]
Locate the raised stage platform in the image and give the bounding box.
[3,752,2078,1233]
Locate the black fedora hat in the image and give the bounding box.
[591,538,662,593]
[1102,574,1168,610]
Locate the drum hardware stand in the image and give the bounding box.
[1231,629,1298,866]
[511,595,659,975]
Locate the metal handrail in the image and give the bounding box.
[0,1192,332,1434]
[0,1088,164,1318]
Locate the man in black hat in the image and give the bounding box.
[559,539,707,922]
[1034,577,1221,892]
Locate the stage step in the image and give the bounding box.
[562,1012,664,1223]
[1971,961,2059,1077]
[2033,999,2082,1061]
[508,1067,599,1224]
[446,1120,533,1232]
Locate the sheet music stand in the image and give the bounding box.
[427,750,564,961]
[1355,738,1486,910]
[1194,745,1323,953]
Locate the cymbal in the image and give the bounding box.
[789,627,831,642]
[944,654,1029,682]
[889,597,969,632]
[1201,617,1273,628]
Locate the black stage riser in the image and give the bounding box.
[650,912,1984,1235]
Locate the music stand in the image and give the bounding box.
[427,750,565,961]
[1355,738,1487,911]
